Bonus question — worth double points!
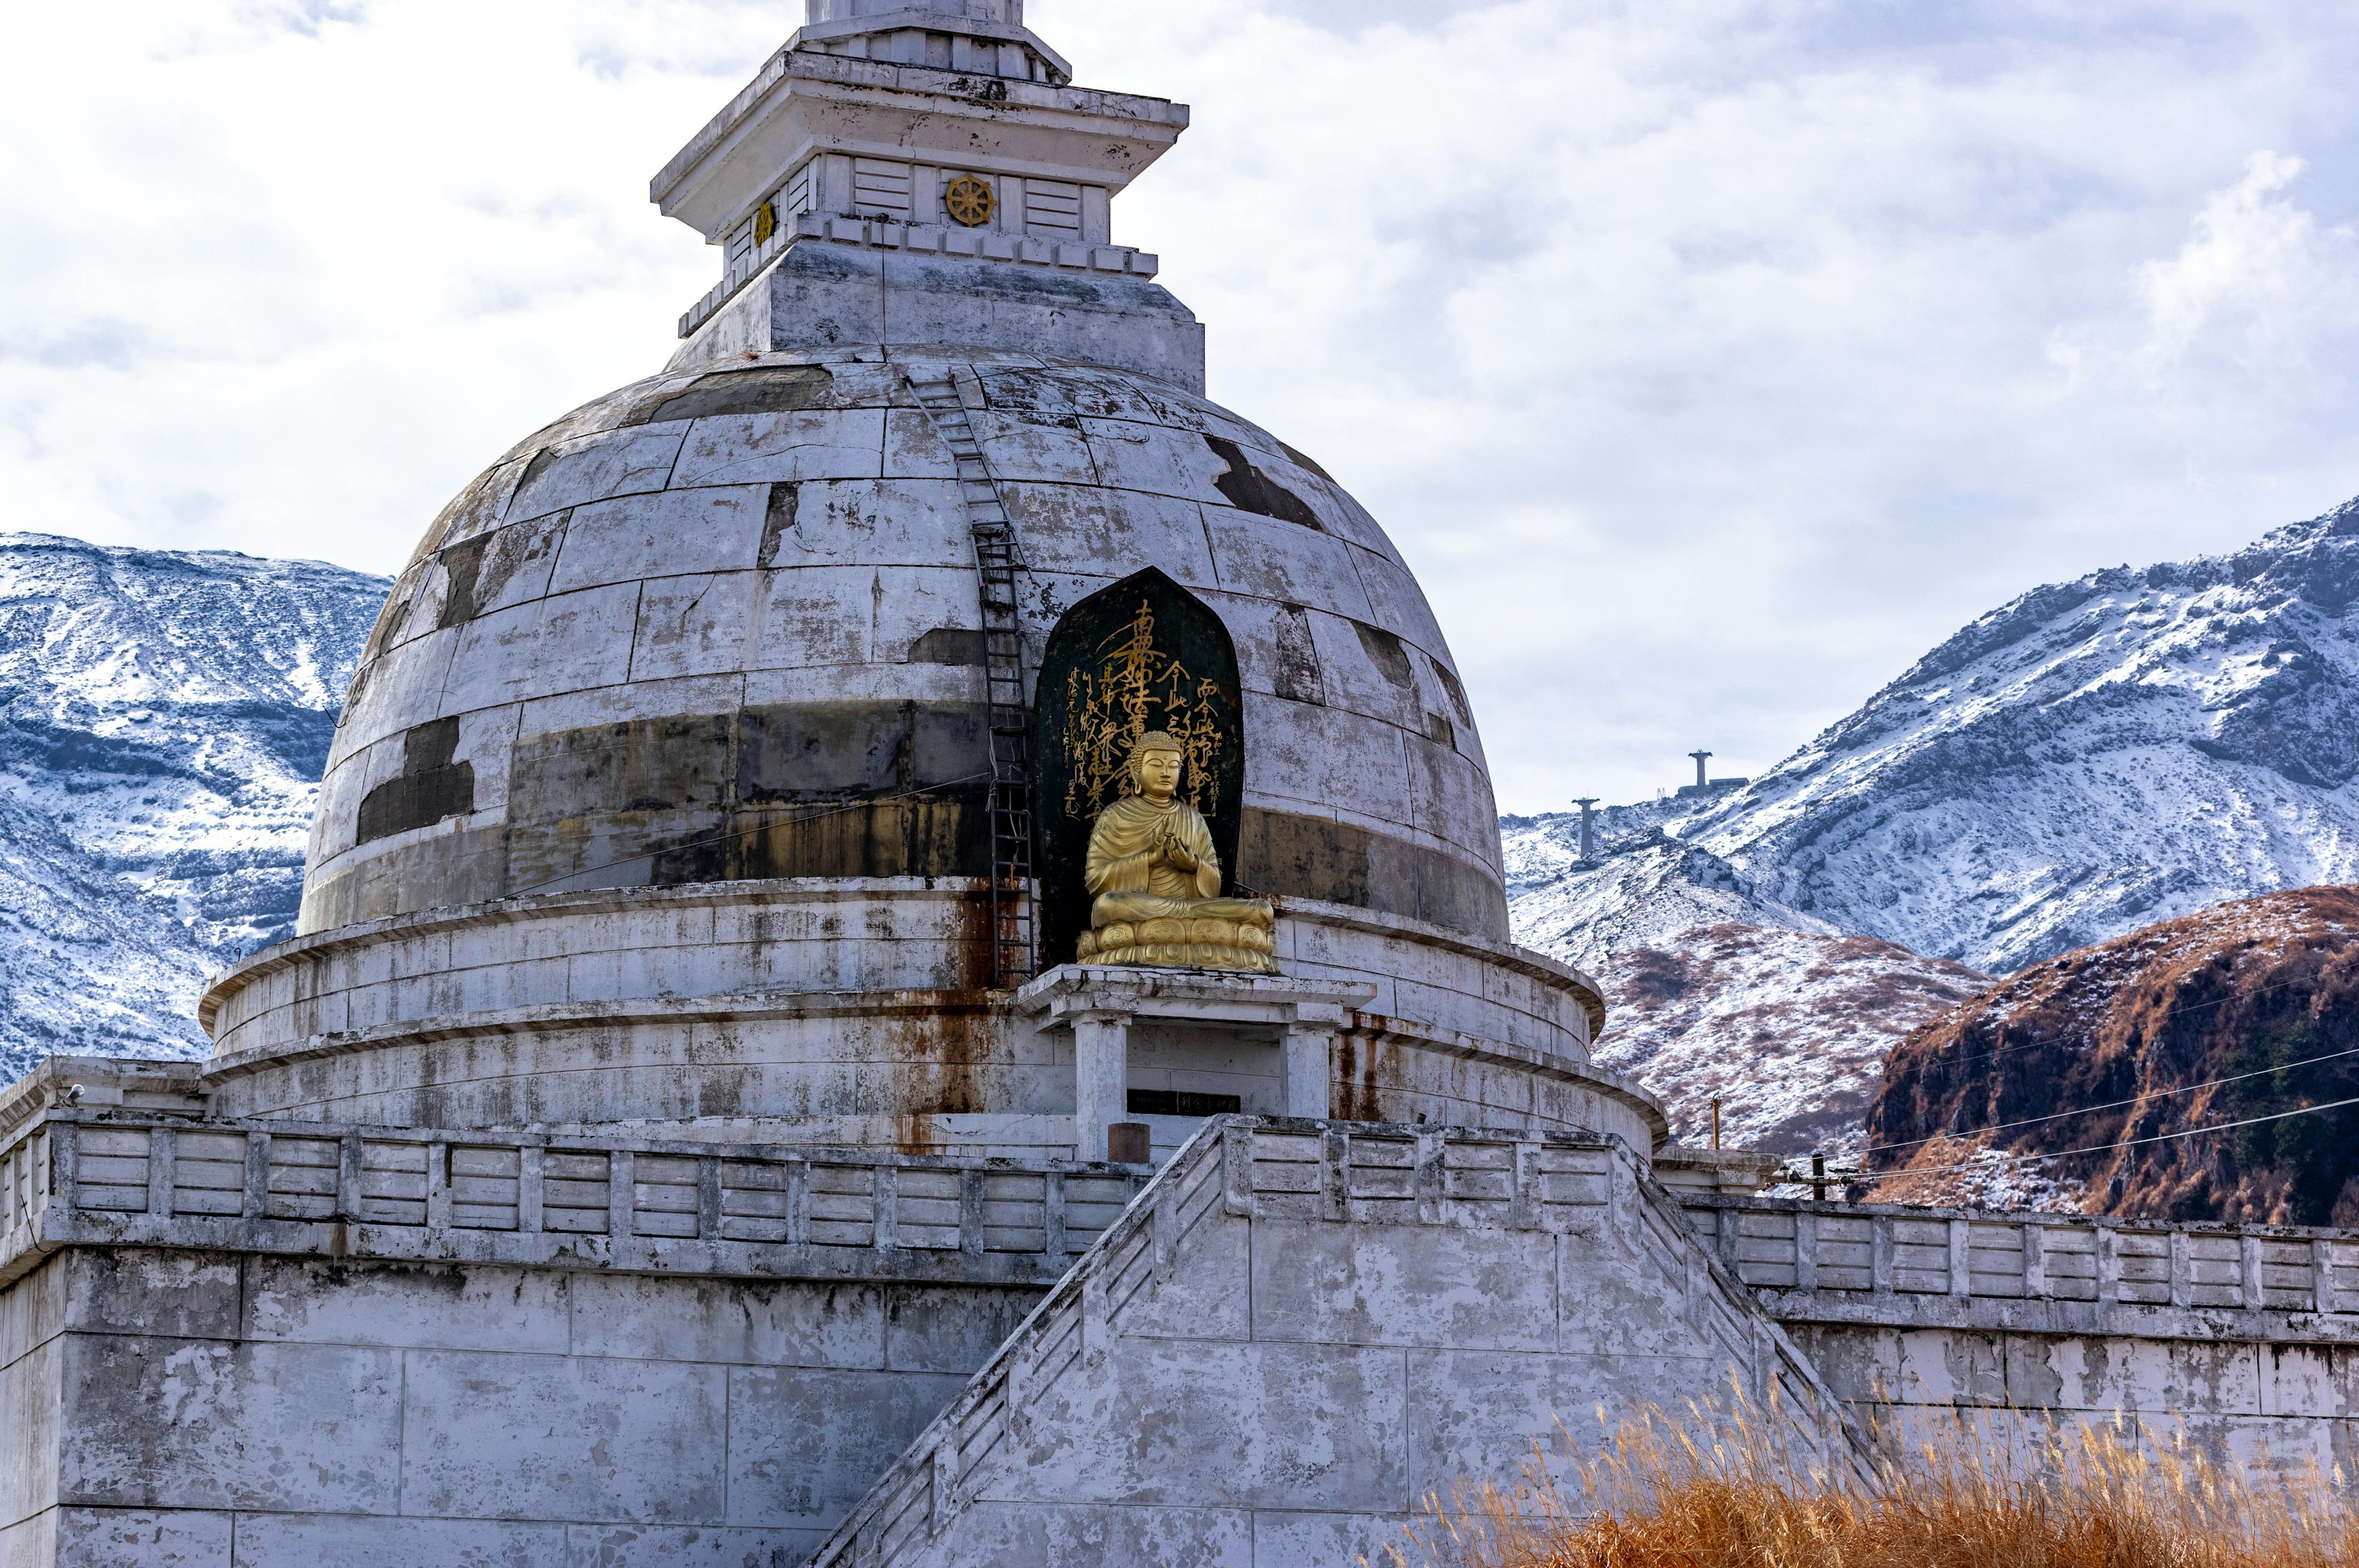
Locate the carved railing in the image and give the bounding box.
[0,1111,1147,1290]
[1681,1194,2359,1338]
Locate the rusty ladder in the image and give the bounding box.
[906,367,1036,985]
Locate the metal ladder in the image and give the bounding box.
[907,368,1035,986]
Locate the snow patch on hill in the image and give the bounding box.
[0,536,386,1081]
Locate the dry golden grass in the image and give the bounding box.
[1379,1389,2357,1568]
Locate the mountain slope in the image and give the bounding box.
[1512,493,2359,978]
[1866,886,2359,1224]
[0,536,386,1080]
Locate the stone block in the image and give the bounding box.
[1248,1509,1415,1568]
[669,410,886,490]
[997,484,1219,591]
[1002,1338,1408,1513]
[1079,417,1230,504]
[243,1259,571,1355]
[1251,1216,1554,1352]
[726,1365,968,1527]
[964,412,1101,487]
[51,1508,230,1567]
[748,563,976,668]
[548,485,771,593]
[440,583,641,714]
[507,424,691,524]
[2259,1344,2357,1419]
[566,1274,886,1370]
[0,1255,66,1373]
[1404,1349,1729,1499]
[2,1340,60,1530]
[894,1501,1251,1567]
[561,1524,827,1567]
[1242,701,1413,829]
[762,479,971,570]
[0,1511,52,1568]
[58,1338,402,1513]
[399,1351,726,1523]
[883,1286,1043,1374]
[1201,510,1374,622]
[227,1513,563,1567]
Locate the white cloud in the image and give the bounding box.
[7,1,2359,809]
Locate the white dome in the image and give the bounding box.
[301,349,1508,953]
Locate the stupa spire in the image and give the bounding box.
[650,0,1197,386]
[789,0,1068,84]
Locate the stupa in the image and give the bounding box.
[8,7,2349,1566]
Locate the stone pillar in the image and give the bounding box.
[1073,1010,1130,1161]
[1280,1021,1334,1120]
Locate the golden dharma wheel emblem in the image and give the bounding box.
[752,201,776,246]
[944,174,996,228]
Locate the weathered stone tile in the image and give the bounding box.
[1202,510,1374,620]
[969,410,1101,485]
[440,583,641,714]
[52,1508,229,1567]
[1253,1217,1552,1352]
[1347,547,1449,658]
[2259,1344,2358,1419]
[1251,1509,1415,1568]
[566,1276,886,1370]
[229,1513,562,1567]
[668,410,885,489]
[629,571,760,683]
[243,1261,569,1355]
[761,478,969,570]
[335,629,461,754]
[58,1338,401,1513]
[400,1351,726,1524]
[0,1508,54,1568]
[998,485,1218,591]
[746,564,976,669]
[884,1285,1044,1373]
[0,1255,66,1373]
[1001,1338,1407,1513]
[725,1366,967,1527]
[65,1254,240,1343]
[560,1524,827,1567]
[507,424,691,523]
[1405,1349,1728,1500]
[1303,609,1420,730]
[548,486,770,595]
[1242,701,1413,828]
[903,1501,1252,1567]
[1,1339,60,1530]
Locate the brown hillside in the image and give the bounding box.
[1864,886,2359,1224]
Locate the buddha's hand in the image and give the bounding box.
[1157,825,1199,872]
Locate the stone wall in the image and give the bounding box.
[0,1247,1044,1566]
[1682,1194,2359,1477]
[812,1118,1864,1568]
[197,890,1616,1155]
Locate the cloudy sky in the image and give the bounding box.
[7,2,2359,812]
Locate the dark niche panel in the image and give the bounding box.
[1033,569,1245,970]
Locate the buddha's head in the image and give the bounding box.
[1127,731,1185,803]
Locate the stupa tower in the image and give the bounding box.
[0,14,1938,1567]
[197,0,1651,1164]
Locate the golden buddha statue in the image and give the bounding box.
[1076,731,1279,973]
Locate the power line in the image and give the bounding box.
[505,769,995,899]
[1909,965,2339,1079]
[1852,1093,2359,1182]
[1866,1040,2359,1158]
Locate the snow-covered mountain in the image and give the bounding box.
[1514,493,2359,977]
[1509,493,2359,1150]
[0,536,385,1080]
